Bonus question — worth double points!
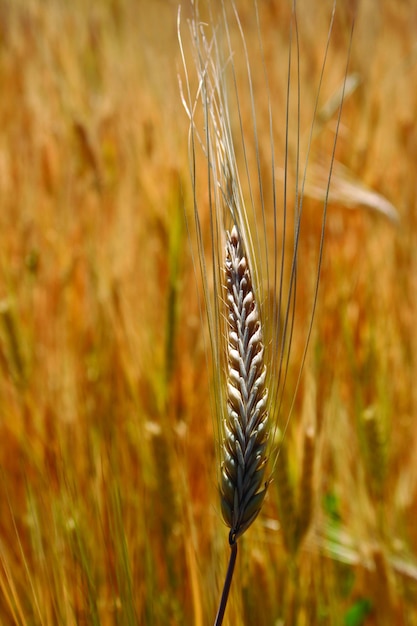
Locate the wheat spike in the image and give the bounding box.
[220,225,269,544]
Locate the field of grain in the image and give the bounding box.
[0,1,416,625]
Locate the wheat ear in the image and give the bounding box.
[220,225,269,545]
[214,224,269,626]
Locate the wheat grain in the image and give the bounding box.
[220,224,269,544]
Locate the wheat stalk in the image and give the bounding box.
[178,1,355,624]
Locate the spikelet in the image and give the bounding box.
[220,225,269,544]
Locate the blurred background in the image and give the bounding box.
[0,0,416,624]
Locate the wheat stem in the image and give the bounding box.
[274,434,296,554]
[213,540,238,626]
[294,425,316,550]
[361,406,387,502]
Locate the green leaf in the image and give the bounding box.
[344,598,372,626]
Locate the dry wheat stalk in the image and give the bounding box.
[361,407,387,502]
[220,224,269,544]
[295,425,316,550]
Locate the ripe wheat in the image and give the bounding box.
[179,1,354,623]
[221,224,269,544]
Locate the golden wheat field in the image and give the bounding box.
[0,0,416,624]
